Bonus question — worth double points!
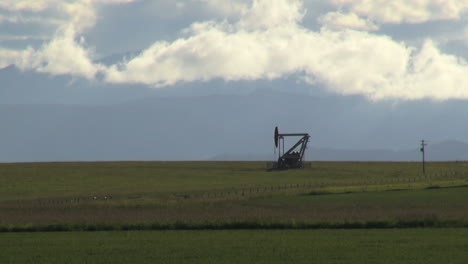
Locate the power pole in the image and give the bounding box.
[420,140,427,174]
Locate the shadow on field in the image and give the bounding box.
[305,184,468,196]
[425,184,468,190]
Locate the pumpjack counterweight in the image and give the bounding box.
[273,126,310,169]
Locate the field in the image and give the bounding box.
[1,161,468,228]
[1,161,468,263]
[1,229,468,264]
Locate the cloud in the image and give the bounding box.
[238,0,305,29]
[0,14,63,25]
[17,26,104,79]
[0,0,134,12]
[0,48,22,68]
[0,0,135,78]
[403,40,468,100]
[0,0,60,12]
[330,0,468,24]
[106,0,468,101]
[319,11,378,31]
[305,35,468,101]
[106,22,293,85]
[462,26,468,46]
[198,0,249,17]
[0,35,48,42]
[2,0,468,101]
[105,0,307,85]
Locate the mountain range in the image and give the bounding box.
[2,64,468,162]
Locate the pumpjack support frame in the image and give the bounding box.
[274,126,310,169]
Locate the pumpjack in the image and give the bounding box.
[274,126,310,169]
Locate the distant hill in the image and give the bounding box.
[212,141,468,162]
[2,93,468,162]
[3,63,468,162]
[0,64,156,104]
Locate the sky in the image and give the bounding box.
[1,0,468,101]
[2,0,468,161]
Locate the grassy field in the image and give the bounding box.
[1,161,467,202]
[1,161,467,263]
[1,229,467,264]
[0,162,468,231]
[1,161,467,229]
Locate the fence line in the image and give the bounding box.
[3,170,467,206]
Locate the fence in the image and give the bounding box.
[3,169,468,207]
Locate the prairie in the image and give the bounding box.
[2,161,468,263]
[1,161,467,229]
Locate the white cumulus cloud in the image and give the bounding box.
[330,0,468,24]
[0,0,136,78]
[238,0,305,29]
[18,26,104,79]
[319,11,378,31]
[106,0,468,101]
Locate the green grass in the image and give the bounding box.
[1,161,468,228]
[1,229,467,264]
[1,161,468,263]
[1,161,466,202]
[2,186,468,230]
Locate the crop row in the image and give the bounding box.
[2,218,468,233]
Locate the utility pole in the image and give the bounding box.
[420,140,427,174]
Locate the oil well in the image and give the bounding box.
[271,126,310,169]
